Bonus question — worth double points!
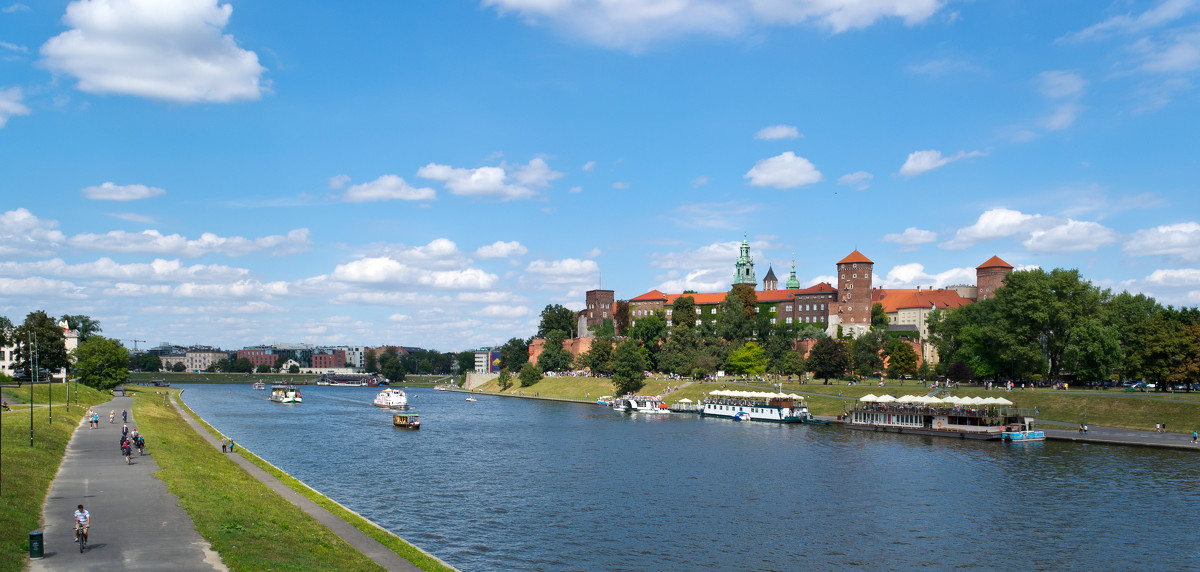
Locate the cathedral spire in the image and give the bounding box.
[733,234,756,286]
[786,257,800,289]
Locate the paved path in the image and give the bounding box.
[1042,424,1200,450]
[31,396,227,572]
[170,393,425,572]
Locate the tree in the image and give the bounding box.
[581,334,615,375]
[0,315,12,347]
[497,368,512,390]
[172,361,186,373]
[379,352,406,382]
[71,337,129,390]
[233,358,254,373]
[730,283,757,318]
[763,320,798,373]
[807,337,849,383]
[132,352,162,372]
[12,310,69,376]
[60,314,102,341]
[915,361,933,382]
[256,364,272,374]
[612,339,646,395]
[455,350,474,376]
[886,341,919,379]
[781,351,805,378]
[274,354,288,372]
[947,360,975,382]
[671,295,697,329]
[870,302,889,330]
[537,330,572,373]
[538,304,577,338]
[614,300,631,335]
[288,364,300,374]
[499,337,529,371]
[518,362,542,387]
[728,342,767,375]
[364,349,379,373]
[628,310,668,348]
[851,329,888,377]
[716,292,752,344]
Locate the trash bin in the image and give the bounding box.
[29,530,43,559]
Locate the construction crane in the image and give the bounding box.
[124,339,147,352]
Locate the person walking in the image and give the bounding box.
[229,439,235,453]
[1192,431,1197,444]
[221,438,227,453]
[109,410,114,424]
[1083,424,1088,435]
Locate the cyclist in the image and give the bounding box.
[121,437,132,464]
[122,409,127,423]
[74,504,90,543]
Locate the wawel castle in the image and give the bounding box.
[577,237,1013,366]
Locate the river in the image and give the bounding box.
[179,384,1200,571]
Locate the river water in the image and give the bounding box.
[179,385,1200,571]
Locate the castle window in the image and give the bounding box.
[853,274,857,279]
[770,306,776,313]
[786,317,793,324]
[852,263,858,269]
[785,304,792,311]
[666,309,672,316]
[770,318,776,324]
[711,308,717,314]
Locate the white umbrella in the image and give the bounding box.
[859,394,879,402]
[941,395,963,404]
[979,397,999,405]
[876,394,897,403]
[994,397,1013,406]
[677,398,693,403]
[895,394,918,403]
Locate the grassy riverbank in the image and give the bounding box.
[0,383,110,571]
[131,388,389,570]
[170,392,454,572]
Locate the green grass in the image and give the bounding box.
[133,388,387,571]
[170,392,453,572]
[0,383,111,571]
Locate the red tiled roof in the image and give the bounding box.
[976,255,1013,270]
[634,283,837,307]
[629,289,667,301]
[871,288,972,313]
[837,250,873,265]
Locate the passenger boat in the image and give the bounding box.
[393,413,420,430]
[700,390,807,423]
[373,388,408,408]
[318,373,386,387]
[613,395,670,413]
[252,381,266,390]
[269,385,302,403]
[465,396,477,402]
[1002,429,1046,442]
[845,394,1034,440]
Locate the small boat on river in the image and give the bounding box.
[252,381,266,390]
[393,413,420,429]
[700,390,807,423]
[269,385,302,404]
[373,388,408,408]
[1002,429,1045,442]
[465,396,477,402]
[613,395,670,413]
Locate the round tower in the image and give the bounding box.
[836,250,874,327]
[976,255,1013,300]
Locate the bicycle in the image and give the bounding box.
[75,526,87,552]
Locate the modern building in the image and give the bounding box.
[0,319,79,381]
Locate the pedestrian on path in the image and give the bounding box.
[1192,431,1197,444]
[1084,425,1088,435]
[221,438,227,453]
[229,439,235,453]
[1156,423,1161,432]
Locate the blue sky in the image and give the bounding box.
[1,0,1198,352]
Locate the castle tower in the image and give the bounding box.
[583,289,615,333]
[976,256,1013,300]
[836,250,874,328]
[785,259,801,289]
[733,235,756,286]
[763,267,778,291]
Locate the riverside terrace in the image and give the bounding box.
[846,398,1035,437]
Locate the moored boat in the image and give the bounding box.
[845,394,1034,440]
[612,395,670,413]
[1002,429,1045,442]
[393,413,420,429]
[318,373,386,387]
[269,385,302,403]
[252,381,266,390]
[373,388,408,408]
[700,390,807,423]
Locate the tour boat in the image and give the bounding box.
[845,395,1034,440]
[269,385,302,404]
[700,390,807,423]
[318,373,385,387]
[612,395,670,413]
[393,413,420,430]
[252,381,266,390]
[465,396,477,402]
[373,388,409,409]
[1002,429,1046,442]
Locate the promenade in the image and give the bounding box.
[30,396,226,572]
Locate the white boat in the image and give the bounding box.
[252,381,266,390]
[613,395,670,413]
[700,390,807,423]
[846,395,1035,440]
[269,385,302,404]
[465,397,477,402]
[373,388,408,409]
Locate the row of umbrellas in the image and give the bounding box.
[708,390,805,400]
[858,394,1014,406]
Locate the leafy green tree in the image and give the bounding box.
[71,337,129,390]
[232,357,254,373]
[455,350,474,376]
[132,352,162,372]
[851,329,888,377]
[379,352,406,382]
[518,362,542,387]
[671,295,696,329]
[288,364,300,374]
[274,354,288,372]
[537,330,572,373]
[1125,312,1183,385]
[0,315,12,347]
[781,351,805,377]
[614,301,631,335]
[916,361,933,382]
[716,292,752,344]
[581,334,615,375]
[728,342,767,375]
[657,323,697,375]
[588,318,615,338]
[628,310,668,347]
[497,368,512,390]
[13,310,69,376]
[538,304,577,338]
[612,339,646,395]
[795,323,828,340]
[763,320,798,373]
[886,341,919,379]
[870,302,889,330]
[60,314,102,341]
[500,337,530,371]
[730,283,757,318]
[364,348,379,373]
[256,364,272,374]
[947,360,975,382]
[172,361,186,373]
[807,337,848,383]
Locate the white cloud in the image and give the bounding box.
[331,257,497,290]
[0,208,67,257]
[1062,0,1197,42]
[1124,221,1200,262]
[0,276,86,298]
[478,304,530,318]
[1134,25,1200,74]
[1039,70,1087,98]
[525,258,599,285]
[341,174,436,202]
[328,174,351,190]
[0,86,30,128]
[3,3,31,13]
[674,201,762,229]
[907,57,976,77]
[40,0,266,103]
[367,238,468,269]
[417,157,562,200]
[581,160,596,171]
[1143,267,1200,287]
[611,181,629,189]
[568,185,582,193]
[109,212,156,224]
[691,176,709,188]
[755,124,801,140]
[941,208,1047,250]
[81,181,166,201]
[172,279,288,299]
[656,268,728,294]
[1023,219,1119,253]
[651,240,744,270]
[837,171,873,190]
[0,257,250,282]
[475,240,528,258]
[897,149,983,177]
[745,151,822,188]
[483,0,948,50]
[878,263,974,289]
[1042,103,1081,131]
[584,247,602,258]
[67,227,312,257]
[881,227,936,251]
